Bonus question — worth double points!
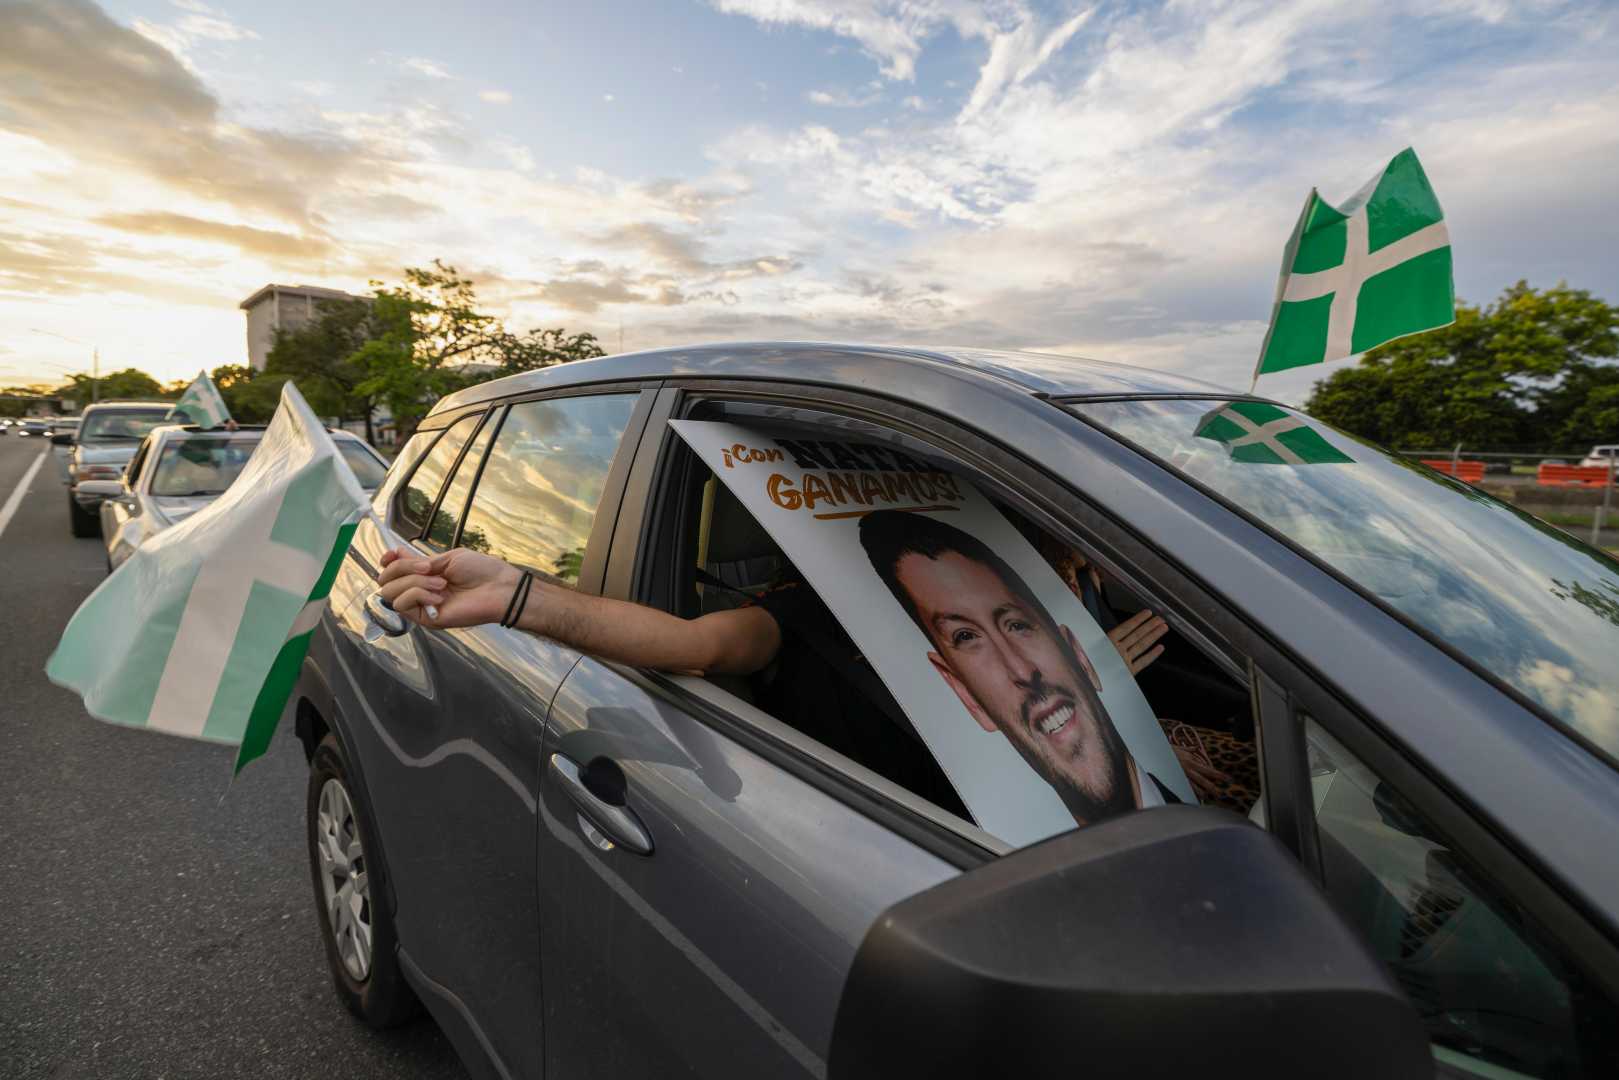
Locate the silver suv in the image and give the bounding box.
[63,401,175,537]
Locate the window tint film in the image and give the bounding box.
[1305,719,1618,1077]
[425,417,497,549]
[1073,399,1619,766]
[460,395,635,583]
[396,414,481,539]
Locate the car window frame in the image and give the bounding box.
[403,384,660,598]
[125,435,154,489]
[604,378,1619,1008]
[419,408,498,552]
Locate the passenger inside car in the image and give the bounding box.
[679,459,1262,823]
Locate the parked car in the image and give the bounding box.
[295,344,1619,1080]
[64,401,182,537]
[98,425,389,568]
[1581,445,1619,471]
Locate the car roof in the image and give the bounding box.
[431,341,1242,416]
[81,400,173,412]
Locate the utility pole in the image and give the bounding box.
[91,347,99,404]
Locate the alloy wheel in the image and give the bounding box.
[316,778,373,981]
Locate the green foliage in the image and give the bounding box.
[1304,282,1619,450]
[350,260,602,436]
[57,368,167,403]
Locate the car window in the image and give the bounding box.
[652,416,1259,833]
[335,440,388,490]
[1073,399,1619,768]
[149,435,263,496]
[372,431,430,516]
[395,414,483,539]
[79,408,173,442]
[124,437,152,483]
[1304,718,1618,1077]
[458,394,636,583]
[424,417,498,550]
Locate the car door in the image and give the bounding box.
[536,391,1002,1079]
[325,388,655,1080]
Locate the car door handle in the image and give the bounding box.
[548,754,654,856]
[364,592,408,637]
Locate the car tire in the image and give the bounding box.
[306,732,419,1029]
[68,494,98,538]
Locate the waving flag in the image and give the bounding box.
[1195,402,1354,465]
[1254,148,1453,386]
[47,383,367,774]
[171,369,232,429]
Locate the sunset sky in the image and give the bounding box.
[2,0,1616,402]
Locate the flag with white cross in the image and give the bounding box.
[171,369,232,429]
[47,382,368,774]
[1254,148,1453,387]
[1194,401,1355,465]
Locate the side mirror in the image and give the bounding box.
[828,806,1430,1080]
[75,480,122,499]
[51,431,74,446]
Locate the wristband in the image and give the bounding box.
[500,570,534,629]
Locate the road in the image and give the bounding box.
[0,434,468,1079]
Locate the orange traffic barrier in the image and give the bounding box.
[1538,463,1617,488]
[1421,459,1486,484]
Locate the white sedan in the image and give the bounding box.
[95,424,388,570]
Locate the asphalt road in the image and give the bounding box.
[0,434,468,1079]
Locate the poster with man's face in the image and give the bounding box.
[671,420,1193,847]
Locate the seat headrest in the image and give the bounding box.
[705,481,779,564]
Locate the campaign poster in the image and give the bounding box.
[670,420,1193,848]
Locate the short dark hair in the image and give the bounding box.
[858,509,1052,640]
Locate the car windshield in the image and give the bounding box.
[335,440,388,489]
[1072,398,1619,765]
[80,408,173,442]
[150,435,262,496]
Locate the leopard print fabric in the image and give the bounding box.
[1160,718,1261,815]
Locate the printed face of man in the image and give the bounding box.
[894,550,1139,824]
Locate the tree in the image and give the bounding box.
[1304,282,1619,450]
[265,298,382,440]
[58,368,166,403]
[352,261,599,437]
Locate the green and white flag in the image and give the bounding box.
[1195,401,1354,465]
[171,369,232,429]
[1254,148,1453,386]
[47,382,367,774]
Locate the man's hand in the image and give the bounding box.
[1108,608,1168,675]
[377,546,521,628]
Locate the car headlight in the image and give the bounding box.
[78,464,122,481]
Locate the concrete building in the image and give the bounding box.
[239,284,363,371]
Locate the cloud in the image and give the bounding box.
[94,211,332,260]
[479,88,513,104]
[401,56,453,79]
[807,82,883,107]
[0,0,359,231]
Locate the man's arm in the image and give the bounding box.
[376,546,781,676]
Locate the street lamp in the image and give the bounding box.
[27,329,99,404]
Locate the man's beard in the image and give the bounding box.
[1017,681,1137,826]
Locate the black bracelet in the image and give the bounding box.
[500,570,534,628]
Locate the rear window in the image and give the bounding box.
[1072,398,1619,764]
[335,440,388,489]
[150,435,262,496]
[80,408,172,442]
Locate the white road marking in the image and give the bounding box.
[0,450,49,542]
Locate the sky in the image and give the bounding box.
[0,0,1615,404]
